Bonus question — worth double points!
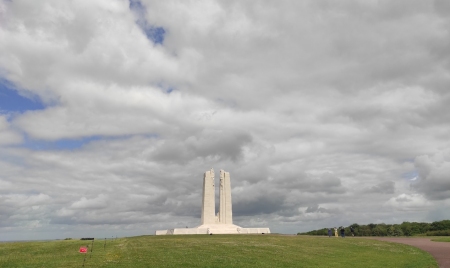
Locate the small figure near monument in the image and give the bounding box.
[327,228,332,237]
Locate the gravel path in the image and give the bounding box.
[365,237,450,268]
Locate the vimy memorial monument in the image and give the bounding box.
[155,169,271,235]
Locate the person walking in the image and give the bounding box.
[328,228,332,237]
[340,227,345,238]
[350,226,355,237]
[334,227,338,237]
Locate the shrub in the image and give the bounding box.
[426,229,450,236]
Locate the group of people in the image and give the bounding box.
[327,226,354,237]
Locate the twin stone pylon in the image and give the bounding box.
[200,169,233,226]
[155,168,271,235]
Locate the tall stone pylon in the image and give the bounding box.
[200,168,215,225]
[155,168,271,235]
[219,170,233,224]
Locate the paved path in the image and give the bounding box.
[365,237,450,268]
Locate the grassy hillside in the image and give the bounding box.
[431,237,450,242]
[0,235,438,268]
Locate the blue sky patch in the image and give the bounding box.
[19,134,159,151]
[129,0,166,45]
[402,171,418,180]
[156,82,175,94]
[129,0,145,12]
[0,79,45,113]
[143,26,165,44]
[21,136,102,151]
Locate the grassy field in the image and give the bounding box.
[0,235,438,268]
[431,237,450,242]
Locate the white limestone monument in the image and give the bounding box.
[155,169,270,235]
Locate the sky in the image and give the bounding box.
[1,0,450,241]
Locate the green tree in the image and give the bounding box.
[387,225,395,236]
[393,226,404,236]
[430,220,450,231]
[359,225,372,236]
[372,225,387,236]
[400,222,412,236]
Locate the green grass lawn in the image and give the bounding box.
[0,235,438,268]
[431,237,450,242]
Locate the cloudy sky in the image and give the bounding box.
[1,0,450,241]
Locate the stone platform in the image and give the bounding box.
[156,224,270,235]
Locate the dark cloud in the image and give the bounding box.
[305,204,331,214]
[151,131,252,164]
[433,0,450,16]
[413,152,450,200]
[289,173,346,194]
[364,181,395,194]
[233,193,285,216]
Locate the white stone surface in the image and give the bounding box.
[155,169,271,235]
[156,227,271,235]
[219,170,233,224]
[201,168,215,225]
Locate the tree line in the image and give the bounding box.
[298,220,450,236]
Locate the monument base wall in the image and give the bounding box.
[235,228,271,234]
[155,225,270,235]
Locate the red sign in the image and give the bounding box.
[79,247,88,253]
